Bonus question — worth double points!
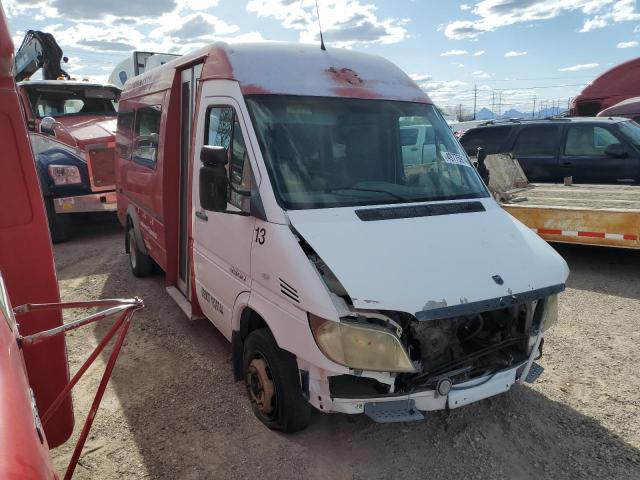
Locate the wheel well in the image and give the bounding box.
[125,215,132,253]
[239,308,269,342]
[233,308,270,381]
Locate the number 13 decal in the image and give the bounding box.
[255,227,266,245]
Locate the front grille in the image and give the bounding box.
[87,146,116,190]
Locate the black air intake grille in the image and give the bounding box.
[279,278,300,303]
[355,201,485,221]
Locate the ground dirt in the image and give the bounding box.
[51,218,640,480]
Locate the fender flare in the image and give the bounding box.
[125,205,149,255]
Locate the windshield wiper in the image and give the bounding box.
[327,187,410,203]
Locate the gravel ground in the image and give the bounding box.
[51,218,640,480]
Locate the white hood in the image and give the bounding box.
[287,199,568,318]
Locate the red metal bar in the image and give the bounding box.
[41,313,126,425]
[14,297,142,314]
[63,314,133,480]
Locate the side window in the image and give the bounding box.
[133,106,161,167]
[116,110,134,160]
[564,126,620,156]
[513,126,559,156]
[460,126,512,156]
[205,106,252,209]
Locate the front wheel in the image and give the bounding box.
[127,225,153,277]
[44,197,72,243]
[243,329,311,433]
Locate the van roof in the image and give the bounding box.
[120,42,432,104]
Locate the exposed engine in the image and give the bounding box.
[395,303,537,391]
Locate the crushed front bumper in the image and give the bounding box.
[53,192,117,214]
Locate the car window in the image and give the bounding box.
[564,125,621,156]
[400,127,419,146]
[460,126,512,156]
[116,110,134,160]
[513,126,559,156]
[205,106,252,209]
[132,106,161,167]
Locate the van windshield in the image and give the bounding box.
[246,95,488,210]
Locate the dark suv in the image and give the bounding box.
[459,117,640,184]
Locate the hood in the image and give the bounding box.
[288,199,568,319]
[50,115,117,146]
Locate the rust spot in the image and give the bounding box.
[327,67,363,86]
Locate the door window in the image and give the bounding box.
[116,110,134,160]
[133,106,161,167]
[205,106,252,209]
[564,126,620,156]
[513,126,559,156]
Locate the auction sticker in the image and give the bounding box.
[443,152,470,167]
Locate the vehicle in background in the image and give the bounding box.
[460,118,640,185]
[108,50,180,88]
[482,154,640,250]
[1,9,143,478]
[0,13,73,464]
[17,80,121,242]
[570,57,640,116]
[116,42,567,432]
[598,96,640,122]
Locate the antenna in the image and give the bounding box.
[315,0,326,51]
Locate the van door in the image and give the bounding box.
[191,97,255,338]
[177,65,202,295]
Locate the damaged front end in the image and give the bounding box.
[301,233,561,417]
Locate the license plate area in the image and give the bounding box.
[448,368,516,409]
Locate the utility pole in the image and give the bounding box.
[498,91,502,117]
[491,92,495,119]
[532,95,536,119]
[473,84,477,120]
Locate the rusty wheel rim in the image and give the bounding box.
[246,356,276,418]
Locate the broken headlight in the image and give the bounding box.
[309,314,416,373]
[540,294,558,331]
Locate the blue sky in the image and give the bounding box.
[4,0,640,114]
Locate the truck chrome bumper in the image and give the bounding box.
[54,192,117,214]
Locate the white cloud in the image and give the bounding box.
[460,3,472,10]
[246,0,409,47]
[441,49,467,56]
[410,73,433,82]
[472,70,490,78]
[473,50,485,56]
[505,50,527,57]
[617,40,639,47]
[559,62,600,71]
[452,62,465,68]
[443,0,638,39]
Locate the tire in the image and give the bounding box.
[44,197,72,243]
[243,328,311,433]
[127,224,153,277]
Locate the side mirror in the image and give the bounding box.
[200,145,228,166]
[40,116,57,135]
[199,146,228,212]
[605,143,629,158]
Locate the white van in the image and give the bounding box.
[116,43,569,432]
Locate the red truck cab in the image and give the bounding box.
[17,79,121,241]
[570,57,640,116]
[0,5,73,476]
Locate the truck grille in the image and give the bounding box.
[86,145,116,191]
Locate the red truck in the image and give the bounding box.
[14,31,120,242]
[1,8,142,478]
[570,57,640,116]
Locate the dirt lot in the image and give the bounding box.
[51,218,640,480]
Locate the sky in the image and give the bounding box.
[4,0,640,115]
